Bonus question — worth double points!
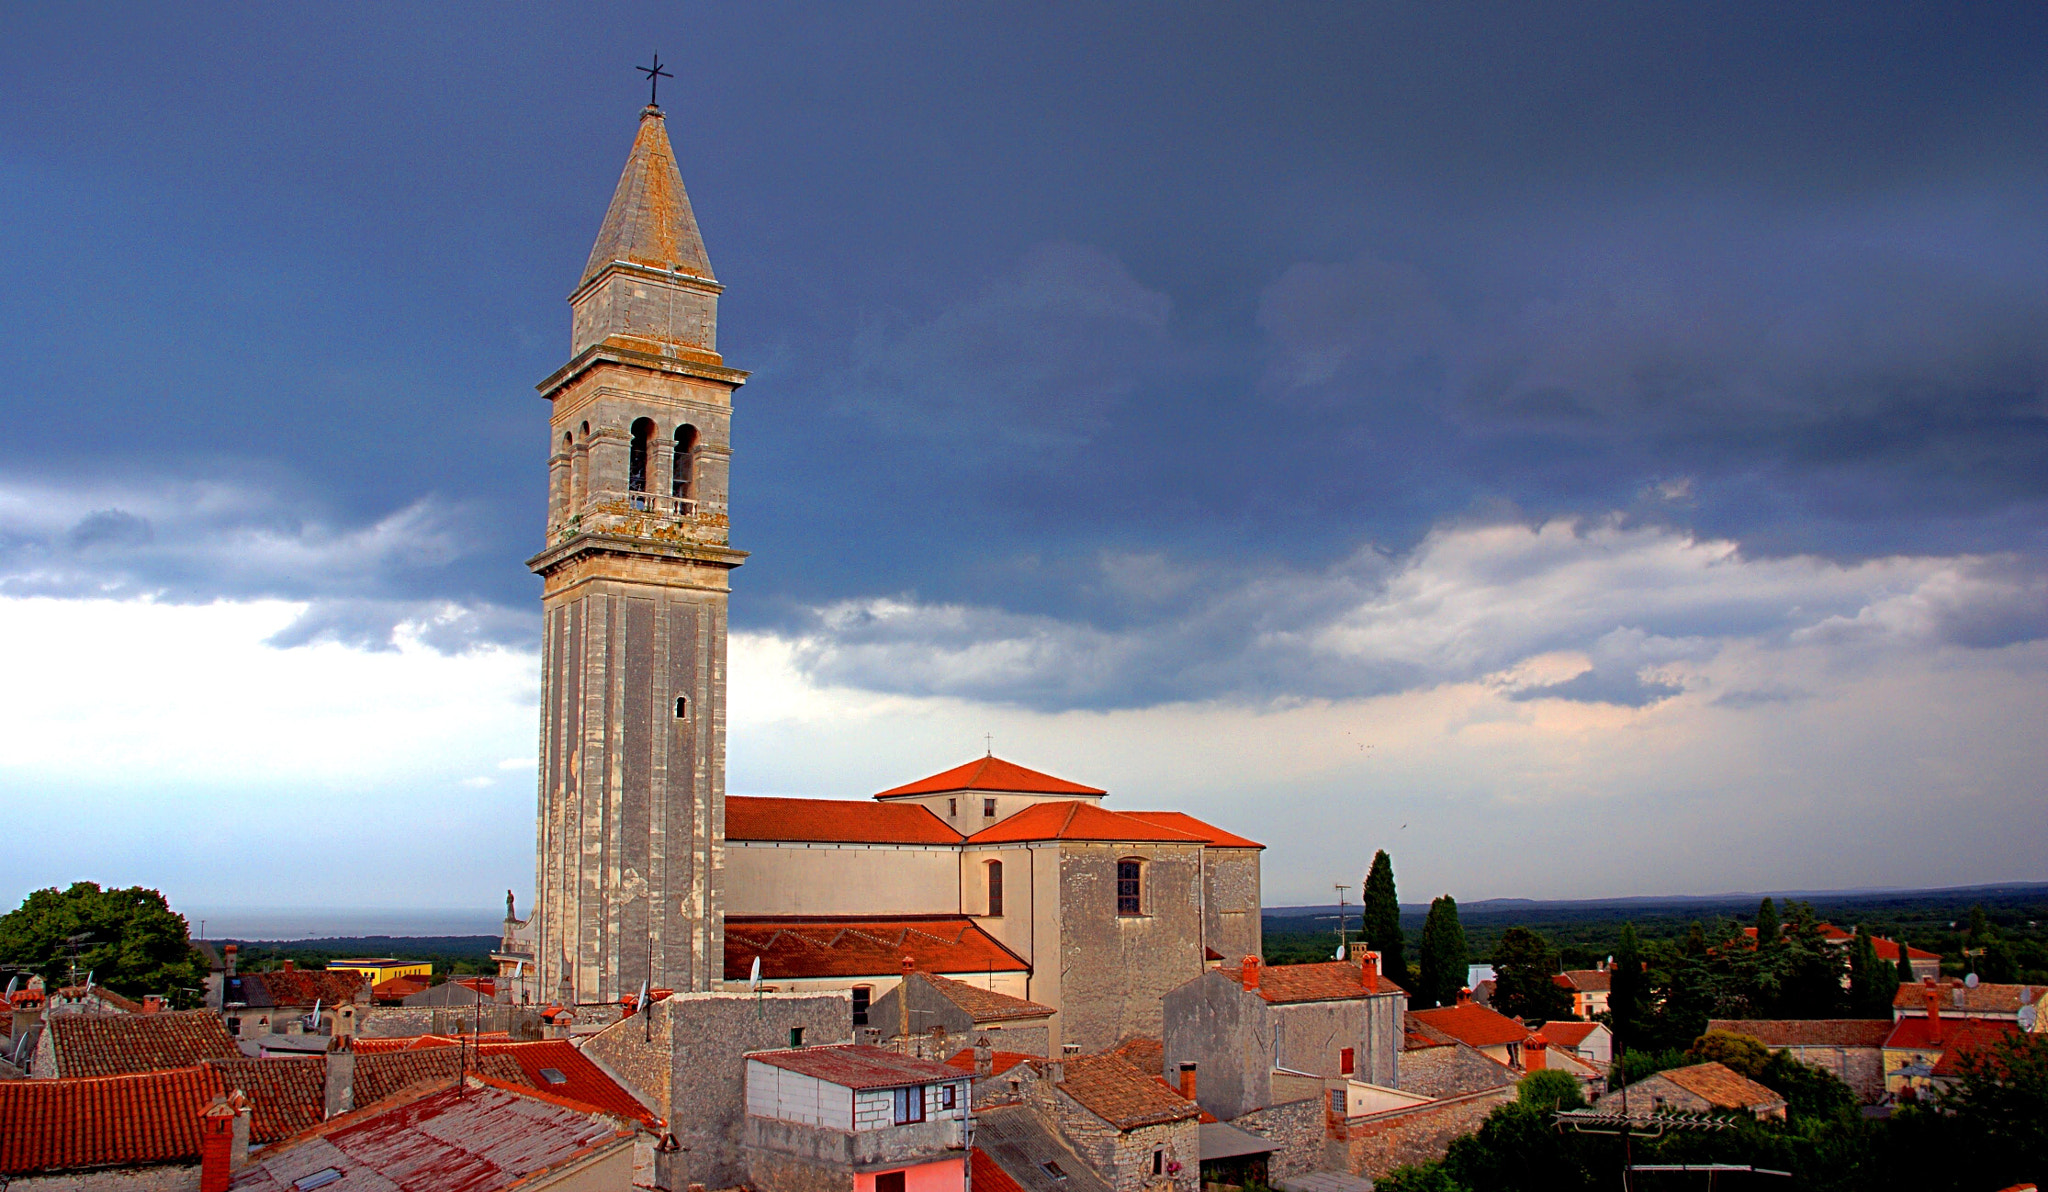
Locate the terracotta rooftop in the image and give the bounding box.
[1539,1021,1605,1049]
[374,1036,658,1127]
[226,968,369,1009]
[973,1146,1032,1192]
[1222,960,1401,1004]
[1885,1015,2020,1053]
[0,1065,219,1175]
[1555,969,1612,993]
[1870,937,1940,962]
[54,984,145,1013]
[1110,1036,1165,1076]
[206,1056,326,1142]
[46,1008,241,1078]
[749,1044,964,1090]
[353,1046,527,1106]
[1115,810,1264,849]
[725,916,1029,980]
[228,1081,635,1192]
[1405,1003,1532,1050]
[727,795,963,845]
[1930,1022,2023,1077]
[580,106,714,286]
[1893,980,2044,1016]
[1048,1053,1201,1130]
[921,972,1056,1022]
[966,800,1209,845]
[947,1048,1037,1077]
[371,975,433,1001]
[877,756,1107,799]
[1656,1062,1787,1111]
[1705,1019,1893,1049]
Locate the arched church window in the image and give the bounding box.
[673,425,698,500]
[986,860,1003,918]
[628,418,655,493]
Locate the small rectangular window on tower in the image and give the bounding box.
[948,797,957,817]
[984,798,997,818]
[675,696,689,719]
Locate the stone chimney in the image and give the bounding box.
[325,1036,355,1118]
[1242,956,1261,990]
[1524,1032,1548,1072]
[1456,986,1472,1006]
[899,958,915,1052]
[1178,1062,1197,1102]
[223,945,237,979]
[1922,976,1940,1023]
[974,1035,994,1078]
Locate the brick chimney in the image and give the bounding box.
[142,995,163,1014]
[1456,986,1472,1007]
[198,1092,251,1192]
[325,1035,355,1118]
[1523,1032,1548,1072]
[1178,1061,1197,1102]
[1922,976,1940,1024]
[1361,950,1380,986]
[223,945,237,979]
[281,960,295,974]
[1242,956,1261,990]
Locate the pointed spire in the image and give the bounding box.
[582,106,714,286]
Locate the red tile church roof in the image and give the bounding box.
[876,756,1106,799]
[965,801,1208,845]
[1116,811,1264,849]
[726,916,1030,980]
[727,796,962,844]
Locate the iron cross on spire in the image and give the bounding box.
[638,54,673,107]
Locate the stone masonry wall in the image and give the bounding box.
[1335,1087,1514,1180]
[1059,843,1207,1053]
[12,1166,200,1192]
[1226,1096,1325,1180]
[1777,1044,1885,1104]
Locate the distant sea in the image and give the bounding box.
[177,907,503,941]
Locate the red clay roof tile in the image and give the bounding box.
[725,917,1030,980]
[373,1036,658,1127]
[965,801,1208,845]
[1406,1004,1533,1050]
[1658,1062,1786,1110]
[205,1057,326,1143]
[47,1009,242,1078]
[727,796,963,844]
[1115,811,1264,849]
[920,972,1055,1022]
[947,1048,1037,1077]
[0,1065,221,1174]
[750,1044,964,1090]
[877,756,1106,799]
[1221,961,1401,1003]
[1048,1054,1201,1130]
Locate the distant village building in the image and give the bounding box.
[1705,1019,1891,1103]
[1600,1061,1786,1121]
[1552,965,1611,1020]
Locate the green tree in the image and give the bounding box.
[1517,1068,1585,1112]
[1776,903,1845,1017]
[1758,1049,1858,1126]
[1362,849,1409,989]
[1754,896,1780,946]
[1415,895,1468,1010]
[1686,1029,1772,1079]
[1936,1032,2048,1187]
[1606,923,1646,1053]
[1895,934,1918,988]
[1491,927,1572,1022]
[1848,925,1893,1017]
[0,883,202,1007]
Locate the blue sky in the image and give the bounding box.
[1,4,2043,910]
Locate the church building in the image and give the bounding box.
[515,102,1264,1056]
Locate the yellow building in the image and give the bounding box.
[326,958,431,985]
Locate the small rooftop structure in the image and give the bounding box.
[748,1043,964,1090]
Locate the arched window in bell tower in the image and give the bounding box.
[673,425,698,502]
[628,418,655,494]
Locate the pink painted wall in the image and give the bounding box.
[856,1155,965,1192]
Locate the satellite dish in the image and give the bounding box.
[749,956,762,992]
[2020,1005,2038,1031]
[1335,944,1347,961]
[1965,973,1980,989]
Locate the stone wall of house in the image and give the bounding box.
[1226,1096,1325,1180]
[357,1005,546,1039]
[1396,1043,1514,1099]
[1334,1087,1514,1179]
[582,989,853,1191]
[1201,848,1262,967]
[1776,1044,1885,1104]
[12,1165,201,1191]
[1058,843,1208,1053]
[1161,970,1272,1120]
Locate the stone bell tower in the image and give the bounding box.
[531,104,745,1003]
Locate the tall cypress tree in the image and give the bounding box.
[1755,897,1780,947]
[1416,895,1468,1010]
[1362,850,1408,989]
[1849,926,1885,1017]
[1608,923,1645,1052]
[1895,934,1917,988]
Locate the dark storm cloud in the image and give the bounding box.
[0,3,2042,706]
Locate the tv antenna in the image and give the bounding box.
[1333,884,1351,959]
